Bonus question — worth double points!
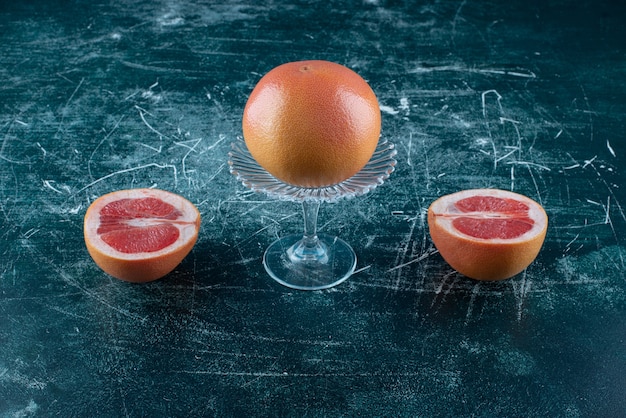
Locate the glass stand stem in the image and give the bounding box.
[287,200,329,263]
[263,199,357,290]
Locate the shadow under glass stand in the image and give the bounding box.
[229,139,397,290]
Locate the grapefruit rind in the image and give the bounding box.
[427,189,548,281]
[83,189,200,283]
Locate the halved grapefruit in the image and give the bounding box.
[83,188,201,283]
[427,189,548,281]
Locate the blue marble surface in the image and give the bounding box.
[1,0,625,416]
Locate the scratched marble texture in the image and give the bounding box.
[1,0,625,416]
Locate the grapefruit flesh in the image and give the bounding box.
[453,196,534,240]
[427,189,548,281]
[98,197,182,253]
[84,189,201,283]
[242,60,381,188]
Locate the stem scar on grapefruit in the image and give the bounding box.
[427,189,548,281]
[83,188,201,283]
[242,60,381,188]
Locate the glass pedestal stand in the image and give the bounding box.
[229,139,396,290]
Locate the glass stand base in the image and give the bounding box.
[263,233,357,290]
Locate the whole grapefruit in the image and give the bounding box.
[242,60,381,188]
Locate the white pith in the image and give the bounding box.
[84,189,199,260]
[430,189,548,243]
